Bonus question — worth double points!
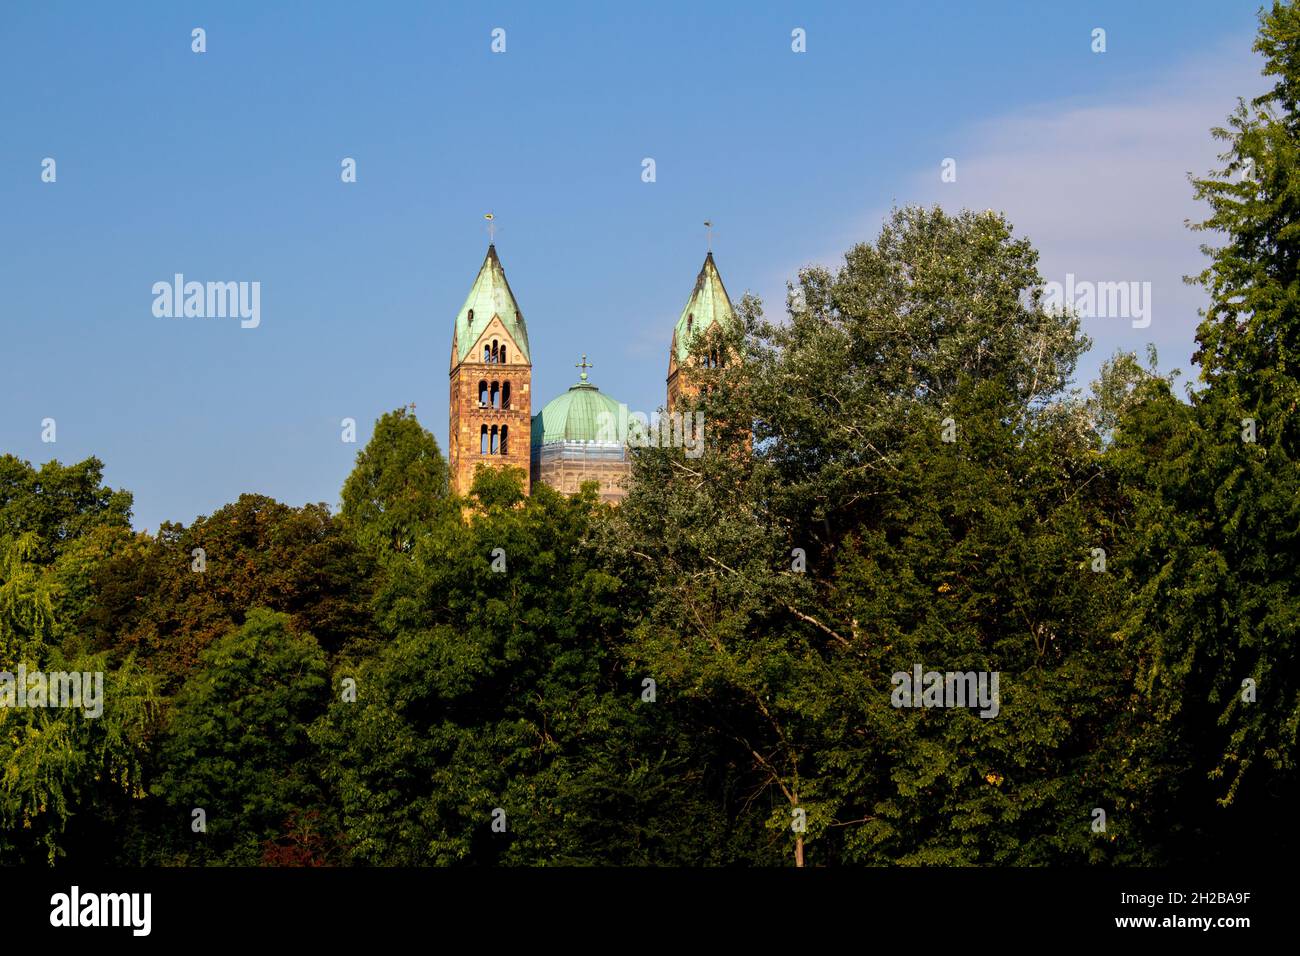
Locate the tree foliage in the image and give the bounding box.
[2,6,1298,867]
[152,609,332,865]
[340,408,452,559]
[88,495,371,686]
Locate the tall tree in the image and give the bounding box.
[87,495,371,684]
[152,609,332,865]
[1103,0,1300,860]
[315,469,744,865]
[0,534,157,865]
[340,408,452,559]
[0,455,132,564]
[607,206,1130,865]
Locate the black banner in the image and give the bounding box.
[1,867,1276,943]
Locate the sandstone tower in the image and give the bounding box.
[666,251,737,411]
[448,244,532,496]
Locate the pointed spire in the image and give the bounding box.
[452,244,530,363]
[672,251,736,363]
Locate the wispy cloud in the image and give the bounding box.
[775,37,1267,388]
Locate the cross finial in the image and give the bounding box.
[704,219,713,253]
[485,211,496,244]
[407,401,417,414]
[575,354,593,382]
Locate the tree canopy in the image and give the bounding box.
[3,4,1298,866]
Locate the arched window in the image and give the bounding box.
[491,340,500,364]
[687,313,694,335]
[480,424,489,455]
[490,425,499,455]
[490,382,500,409]
[483,345,491,363]
[479,380,489,406]
[500,345,507,364]
[500,425,509,455]
[501,381,511,409]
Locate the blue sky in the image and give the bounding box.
[0,1,1268,531]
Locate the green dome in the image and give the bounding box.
[531,374,626,447]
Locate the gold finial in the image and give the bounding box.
[576,354,593,382]
[485,211,496,243]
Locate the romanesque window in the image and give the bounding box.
[501,381,511,409]
[483,345,491,363]
[490,382,500,409]
[500,344,507,364]
[479,380,489,406]
[480,424,488,455]
[500,425,509,454]
[490,425,500,454]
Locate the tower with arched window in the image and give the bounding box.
[666,251,737,411]
[448,244,532,496]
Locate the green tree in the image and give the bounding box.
[87,495,371,685]
[315,469,739,865]
[0,534,157,865]
[0,455,132,564]
[153,609,333,865]
[340,408,452,558]
[1101,0,1300,860]
[608,206,1130,865]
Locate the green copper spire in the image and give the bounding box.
[453,244,531,363]
[672,251,736,363]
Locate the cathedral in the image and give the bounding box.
[447,242,737,503]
